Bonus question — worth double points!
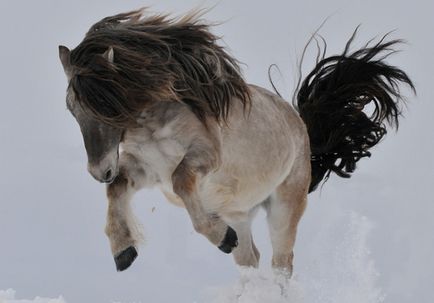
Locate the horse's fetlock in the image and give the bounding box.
[193,220,212,235]
[105,220,130,239]
[272,252,294,270]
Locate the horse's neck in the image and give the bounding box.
[122,101,208,148]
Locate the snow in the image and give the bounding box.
[0,290,65,303]
[1,0,433,302]
[2,211,383,303]
[204,212,384,303]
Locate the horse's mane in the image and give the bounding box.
[69,8,251,127]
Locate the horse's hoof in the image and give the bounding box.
[114,246,138,271]
[218,226,238,254]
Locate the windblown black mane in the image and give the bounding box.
[69,9,250,127]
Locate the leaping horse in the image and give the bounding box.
[58,9,414,274]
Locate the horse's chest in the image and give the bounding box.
[122,133,185,189]
[140,141,187,207]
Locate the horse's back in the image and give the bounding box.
[200,85,310,215]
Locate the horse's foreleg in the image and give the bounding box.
[223,208,260,267]
[105,154,152,271]
[172,159,238,254]
[265,167,309,276]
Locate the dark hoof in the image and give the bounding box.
[114,246,138,272]
[218,227,238,254]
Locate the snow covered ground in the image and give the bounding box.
[1,0,433,302]
[1,211,384,303]
[0,289,65,303]
[207,212,384,303]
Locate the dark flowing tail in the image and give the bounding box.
[295,30,415,193]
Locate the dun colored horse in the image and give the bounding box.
[59,9,414,274]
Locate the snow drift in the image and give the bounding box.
[206,212,384,303]
[1,212,384,303]
[0,289,65,303]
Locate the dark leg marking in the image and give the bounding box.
[218,226,238,254]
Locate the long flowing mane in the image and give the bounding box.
[69,8,251,127]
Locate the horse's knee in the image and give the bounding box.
[192,220,212,235]
[107,173,129,199]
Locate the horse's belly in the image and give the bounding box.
[198,146,296,215]
[195,85,305,215]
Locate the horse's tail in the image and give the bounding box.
[294,30,415,193]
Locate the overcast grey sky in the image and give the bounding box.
[0,1,433,302]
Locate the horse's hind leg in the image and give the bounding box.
[264,157,310,275]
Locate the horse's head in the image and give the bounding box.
[59,45,122,183]
[58,9,252,184]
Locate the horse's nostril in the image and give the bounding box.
[104,168,113,181]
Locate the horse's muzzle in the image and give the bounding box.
[88,162,118,184]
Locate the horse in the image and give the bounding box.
[58,9,414,274]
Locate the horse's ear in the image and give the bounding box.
[102,46,114,64]
[59,45,72,75]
